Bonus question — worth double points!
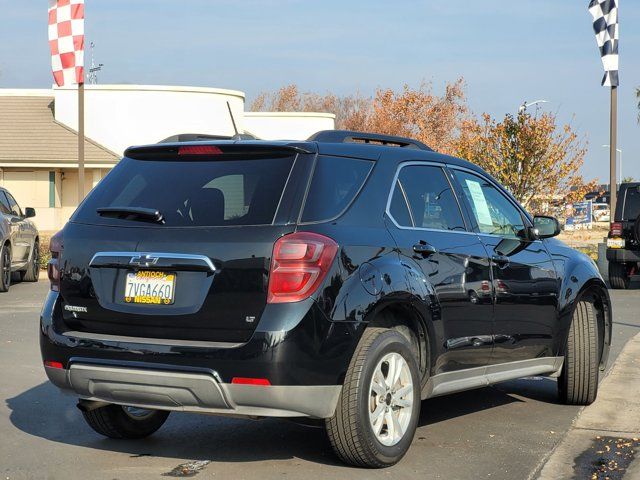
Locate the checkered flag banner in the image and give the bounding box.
[588,0,619,87]
[48,0,85,86]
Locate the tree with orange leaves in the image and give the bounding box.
[454,111,597,214]
[251,79,467,155]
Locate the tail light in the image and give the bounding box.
[47,230,63,291]
[610,222,623,237]
[178,145,223,155]
[267,232,338,304]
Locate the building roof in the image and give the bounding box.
[0,95,119,168]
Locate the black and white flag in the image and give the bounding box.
[589,0,619,87]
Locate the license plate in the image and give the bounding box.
[607,238,625,249]
[124,271,176,305]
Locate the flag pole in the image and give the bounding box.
[78,81,85,201]
[609,85,618,218]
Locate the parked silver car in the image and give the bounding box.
[0,188,39,292]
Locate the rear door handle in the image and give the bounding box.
[413,242,437,257]
[492,254,510,267]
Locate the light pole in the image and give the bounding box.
[518,99,549,114]
[602,145,622,186]
[515,100,550,177]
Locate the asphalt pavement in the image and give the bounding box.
[1,279,639,480]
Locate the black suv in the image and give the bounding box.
[607,182,640,289]
[41,131,611,467]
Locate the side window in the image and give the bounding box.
[4,192,22,217]
[389,180,413,227]
[453,170,525,238]
[0,192,11,215]
[301,156,373,223]
[389,165,466,231]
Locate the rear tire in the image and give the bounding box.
[558,300,599,405]
[82,404,170,439]
[609,261,631,289]
[0,244,11,293]
[325,328,421,468]
[20,240,39,282]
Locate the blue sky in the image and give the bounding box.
[1,0,638,181]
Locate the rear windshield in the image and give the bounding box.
[300,155,373,223]
[623,186,640,220]
[73,155,295,227]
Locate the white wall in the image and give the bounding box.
[54,85,246,155]
[244,112,336,140]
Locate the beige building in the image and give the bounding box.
[0,92,118,233]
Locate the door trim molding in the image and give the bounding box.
[422,356,564,400]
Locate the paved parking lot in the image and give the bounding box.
[1,279,639,480]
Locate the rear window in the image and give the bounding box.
[623,186,640,220]
[73,155,295,227]
[300,155,373,223]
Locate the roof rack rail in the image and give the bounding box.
[307,130,432,151]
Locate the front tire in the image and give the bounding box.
[326,328,421,468]
[609,261,631,289]
[558,300,599,405]
[82,404,170,439]
[0,244,11,292]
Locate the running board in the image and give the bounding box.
[422,357,564,400]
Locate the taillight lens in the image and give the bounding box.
[267,232,338,304]
[610,222,623,237]
[47,229,63,291]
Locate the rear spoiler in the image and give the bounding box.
[124,142,315,160]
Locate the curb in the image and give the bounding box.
[536,332,640,479]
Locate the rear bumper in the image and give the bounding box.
[45,363,341,418]
[41,291,362,419]
[607,248,640,262]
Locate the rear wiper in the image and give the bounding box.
[96,206,164,224]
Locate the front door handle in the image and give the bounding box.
[413,242,437,257]
[492,254,510,267]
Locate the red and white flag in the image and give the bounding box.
[48,0,85,86]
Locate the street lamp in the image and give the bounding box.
[518,99,549,114]
[602,145,622,185]
[515,100,550,176]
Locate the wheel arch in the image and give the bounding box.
[558,278,611,371]
[364,298,434,387]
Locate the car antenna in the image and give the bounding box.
[227,101,239,137]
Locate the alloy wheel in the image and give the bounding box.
[368,352,414,446]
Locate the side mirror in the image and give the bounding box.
[533,215,561,239]
[24,207,36,218]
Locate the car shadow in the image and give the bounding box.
[418,376,558,428]
[7,376,559,467]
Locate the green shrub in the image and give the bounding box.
[38,236,52,270]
